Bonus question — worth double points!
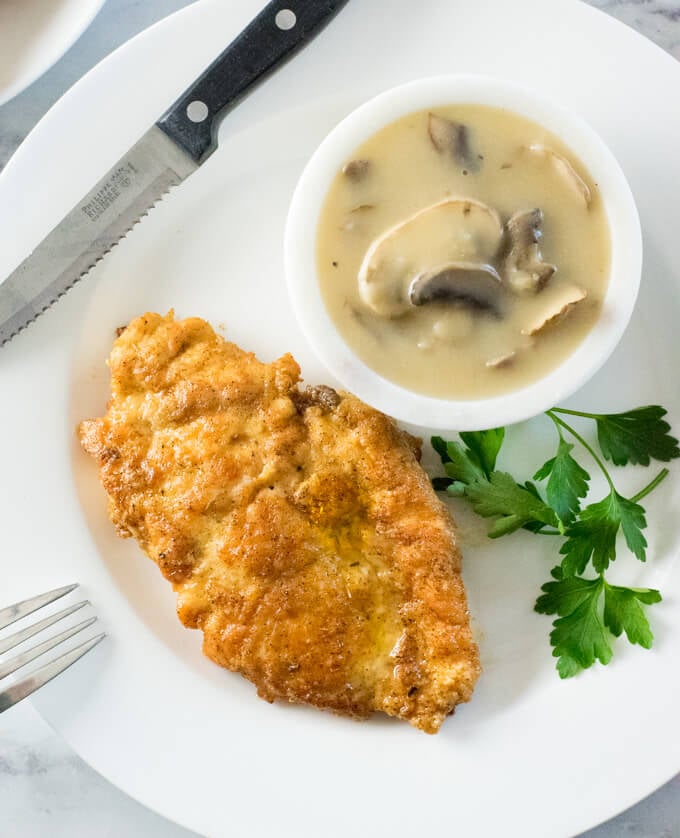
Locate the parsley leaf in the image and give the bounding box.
[535,575,612,677]
[559,490,647,574]
[443,441,485,485]
[430,402,674,680]
[535,572,602,616]
[521,481,554,532]
[603,583,661,648]
[459,428,505,478]
[522,480,543,501]
[534,438,590,526]
[445,480,467,497]
[465,471,560,538]
[558,531,593,577]
[432,429,505,485]
[535,575,662,676]
[431,436,449,462]
[594,406,680,466]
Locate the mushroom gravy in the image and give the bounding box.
[316,105,611,399]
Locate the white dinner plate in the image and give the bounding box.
[1,1,679,836]
[0,0,105,106]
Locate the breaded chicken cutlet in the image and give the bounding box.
[78,312,480,733]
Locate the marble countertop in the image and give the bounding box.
[1,1,680,836]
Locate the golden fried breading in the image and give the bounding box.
[78,312,480,733]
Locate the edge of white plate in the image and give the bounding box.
[1,0,679,836]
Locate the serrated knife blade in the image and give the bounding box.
[0,128,196,345]
[0,0,350,347]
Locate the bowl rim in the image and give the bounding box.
[284,73,642,431]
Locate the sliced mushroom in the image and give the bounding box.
[522,284,587,336]
[486,351,516,369]
[527,145,591,207]
[409,262,504,316]
[503,208,557,294]
[358,198,503,317]
[428,114,480,172]
[342,159,371,182]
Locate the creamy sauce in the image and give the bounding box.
[316,105,611,399]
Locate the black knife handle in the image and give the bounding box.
[157,0,350,164]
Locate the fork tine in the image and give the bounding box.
[0,617,98,680]
[0,633,106,714]
[0,601,89,656]
[0,584,78,631]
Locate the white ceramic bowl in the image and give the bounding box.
[284,75,642,430]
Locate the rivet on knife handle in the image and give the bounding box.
[158,0,351,164]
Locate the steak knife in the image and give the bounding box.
[0,0,350,346]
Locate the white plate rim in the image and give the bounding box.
[1,1,679,836]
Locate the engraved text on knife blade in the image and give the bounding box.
[0,126,197,346]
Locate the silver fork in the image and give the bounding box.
[0,584,105,713]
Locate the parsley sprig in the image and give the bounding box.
[432,405,679,678]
